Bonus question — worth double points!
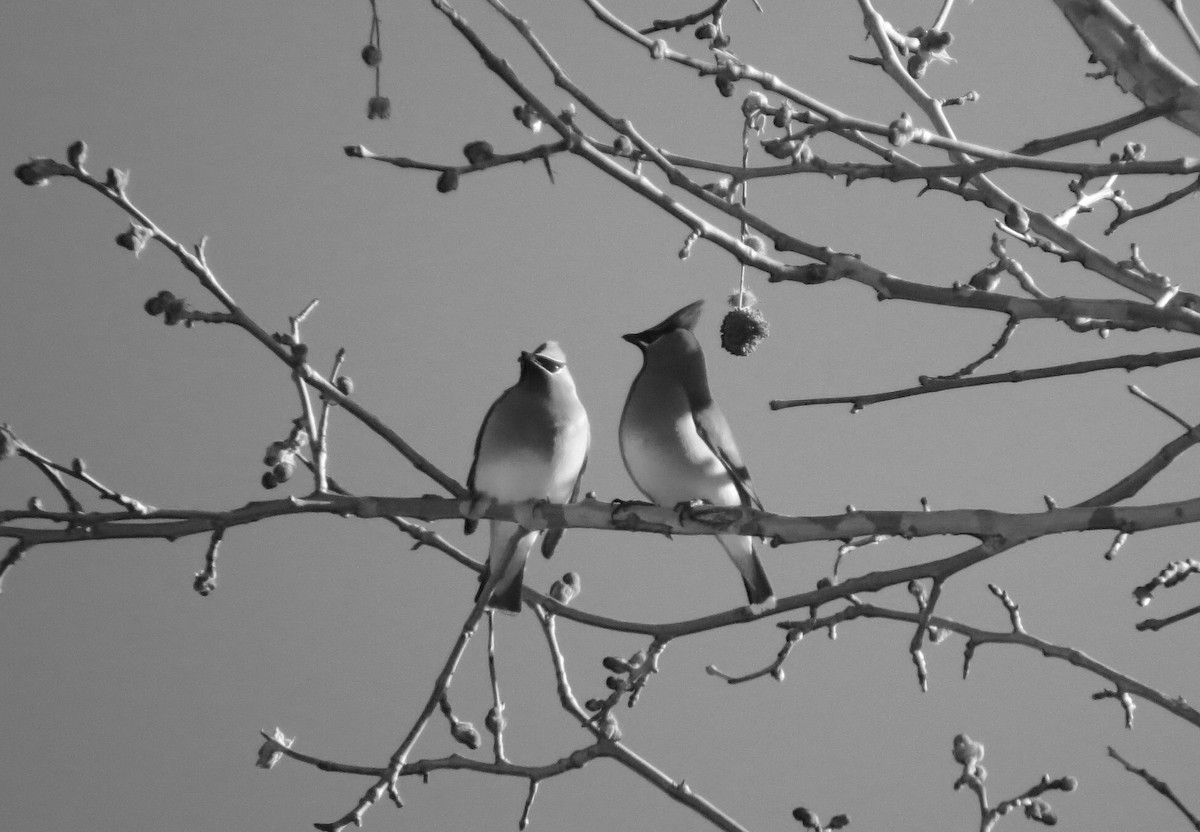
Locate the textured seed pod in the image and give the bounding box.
[720,306,769,356]
[366,95,391,120]
[463,140,495,165]
[361,44,382,66]
[436,169,459,193]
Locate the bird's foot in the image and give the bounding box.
[610,498,667,534]
[462,494,495,526]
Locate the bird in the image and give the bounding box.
[618,300,775,611]
[465,341,590,613]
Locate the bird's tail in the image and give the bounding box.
[717,534,776,610]
[475,522,538,614]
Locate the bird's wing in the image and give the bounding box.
[541,448,588,559]
[693,403,763,510]
[464,389,511,535]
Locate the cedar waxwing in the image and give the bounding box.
[466,341,590,613]
[619,300,776,611]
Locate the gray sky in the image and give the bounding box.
[3,0,1199,829]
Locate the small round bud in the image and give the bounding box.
[450,720,482,750]
[650,39,667,60]
[261,470,279,490]
[887,112,915,147]
[115,225,150,255]
[463,140,495,166]
[273,459,296,483]
[828,814,850,830]
[602,656,631,673]
[485,707,505,735]
[712,31,731,48]
[1060,776,1078,792]
[14,158,57,187]
[742,234,766,253]
[605,675,630,692]
[361,44,382,66]
[695,22,717,40]
[584,698,606,711]
[67,141,87,169]
[1004,203,1030,233]
[613,135,634,156]
[720,306,770,356]
[512,103,543,133]
[335,375,354,396]
[741,91,769,118]
[907,52,929,79]
[436,169,459,193]
[549,577,577,604]
[772,103,795,128]
[366,96,392,120]
[715,76,735,97]
[144,295,165,316]
[771,666,785,682]
[792,807,818,828]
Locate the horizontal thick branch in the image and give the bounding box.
[5,492,1200,547]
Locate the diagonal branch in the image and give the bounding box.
[771,346,1200,411]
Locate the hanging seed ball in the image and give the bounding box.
[361,44,382,66]
[720,306,769,356]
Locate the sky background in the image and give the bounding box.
[3,0,1200,829]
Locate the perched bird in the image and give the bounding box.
[466,341,590,613]
[619,300,775,610]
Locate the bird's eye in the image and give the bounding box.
[534,355,565,373]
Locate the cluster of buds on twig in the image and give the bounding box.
[792,806,850,830]
[549,572,580,605]
[903,26,954,79]
[694,17,731,49]
[143,290,189,325]
[261,423,309,490]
